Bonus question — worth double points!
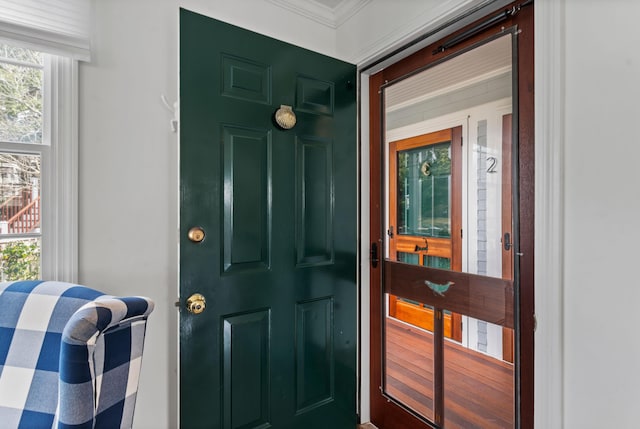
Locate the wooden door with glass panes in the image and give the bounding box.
[388,127,462,340]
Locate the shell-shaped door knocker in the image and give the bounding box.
[274,105,296,130]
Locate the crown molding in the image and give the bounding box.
[266,0,371,29]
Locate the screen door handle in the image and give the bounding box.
[503,232,512,251]
[370,242,379,268]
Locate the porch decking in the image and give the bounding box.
[385,317,514,429]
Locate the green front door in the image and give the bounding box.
[179,9,357,429]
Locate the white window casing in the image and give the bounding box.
[0,51,78,282]
[0,1,87,282]
[41,55,78,282]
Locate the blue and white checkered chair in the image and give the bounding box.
[0,280,154,428]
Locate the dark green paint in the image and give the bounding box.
[180,9,357,429]
[296,137,333,266]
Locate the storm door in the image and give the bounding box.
[383,33,515,429]
[368,4,536,425]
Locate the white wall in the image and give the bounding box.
[563,1,640,427]
[79,1,335,428]
[336,0,483,64]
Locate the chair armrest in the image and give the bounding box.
[57,296,154,428]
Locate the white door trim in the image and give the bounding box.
[534,0,565,427]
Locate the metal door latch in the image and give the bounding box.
[370,242,379,268]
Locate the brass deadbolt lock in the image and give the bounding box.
[186,293,206,314]
[188,226,205,243]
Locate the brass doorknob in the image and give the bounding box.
[188,227,205,243]
[186,293,206,314]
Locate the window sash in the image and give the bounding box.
[0,48,78,281]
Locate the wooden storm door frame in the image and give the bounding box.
[368,1,534,428]
[387,128,463,341]
[502,113,515,363]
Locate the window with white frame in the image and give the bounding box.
[0,1,90,282]
[0,41,80,283]
[0,42,44,280]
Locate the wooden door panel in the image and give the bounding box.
[180,9,357,428]
[222,125,271,273]
[221,54,271,104]
[388,127,462,345]
[394,236,452,259]
[502,113,515,363]
[295,298,334,413]
[389,297,460,338]
[295,137,334,267]
[385,261,514,329]
[501,114,514,282]
[222,310,271,429]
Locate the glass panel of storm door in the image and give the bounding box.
[385,34,513,279]
[443,307,515,429]
[385,292,435,421]
[383,34,515,426]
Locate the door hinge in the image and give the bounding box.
[387,226,394,238]
[461,229,463,239]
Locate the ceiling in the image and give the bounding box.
[385,35,513,111]
[264,1,512,111]
[266,0,371,28]
[313,0,346,8]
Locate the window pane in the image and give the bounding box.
[423,255,450,270]
[0,44,43,65]
[0,153,41,235]
[397,251,419,265]
[397,142,451,238]
[0,59,43,143]
[0,236,41,281]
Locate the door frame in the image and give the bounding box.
[363,2,534,427]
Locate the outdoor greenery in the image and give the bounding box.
[0,239,40,281]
